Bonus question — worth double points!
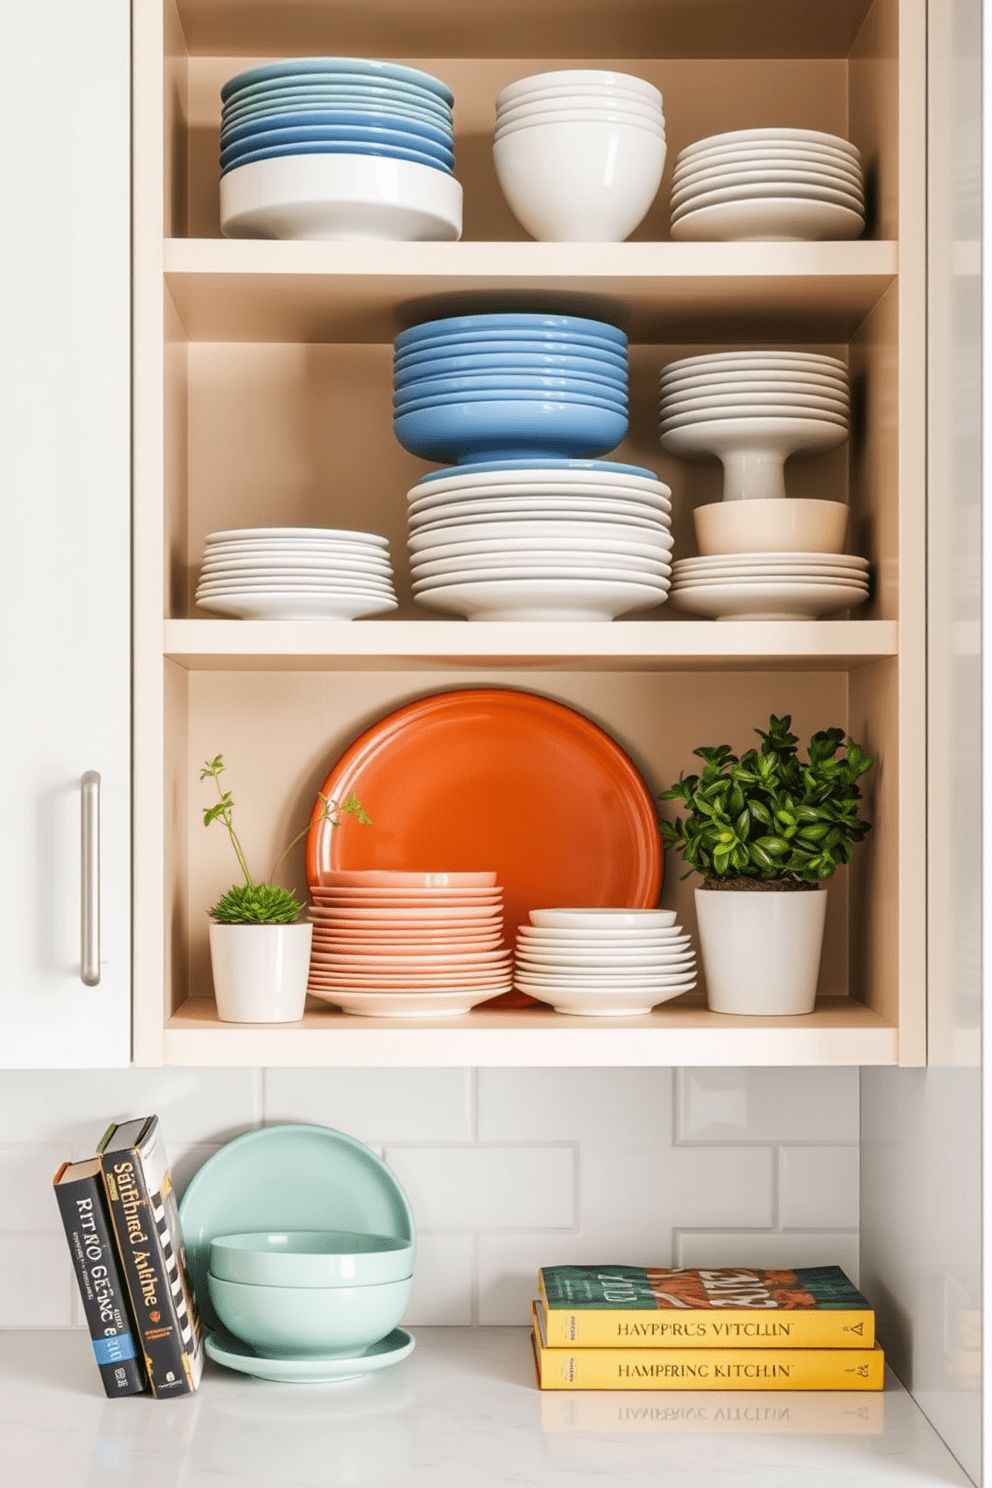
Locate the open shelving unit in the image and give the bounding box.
[133,0,926,1068]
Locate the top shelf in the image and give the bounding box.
[172,0,877,61]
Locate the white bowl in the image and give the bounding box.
[496,94,664,131]
[495,109,665,142]
[494,121,666,242]
[220,152,463,240]
[497,70,663,109]
[693,498,849,556]
[529,908,678,929]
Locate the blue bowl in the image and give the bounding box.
[415,458,664,483]
[222,59,455,107]
[394,312,626,353]
[221,140,453,177]
[393,399,628,464]
[221,110,453,151]
[394,392,629,422]
[220,125,454,172]
[394,352,627,390]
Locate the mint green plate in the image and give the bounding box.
[205,1325,415,1383]
[179,1123,415,1332]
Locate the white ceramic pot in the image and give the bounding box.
[694,886,827,1015]
[208,921,313,1023]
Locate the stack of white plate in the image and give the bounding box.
[219,58,462,241]
[670,127,865,241]
[407,459,674,621]
[659,350,850,503]
[195,528,397,620]
[305,871,510,1016]
[668,551,871,621]
[513,908,696,1015]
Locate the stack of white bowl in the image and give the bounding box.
[659,350,851,504]
[195,527,397,620]
[407,460,674,621]
[670,127,865,241]
[219,58,461,241]
[493,69,666,241]
[306,870,511,1016]
[513,908,696,1015]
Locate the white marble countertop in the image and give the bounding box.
[0,1327,974,1488]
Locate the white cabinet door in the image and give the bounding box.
[0,0,130,1064]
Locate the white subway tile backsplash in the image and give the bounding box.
[0,1235,76,1326]
[477,1068,673,1144]
[677,1068,860,1144]
[262,1067,473,1144]
[669,1146,775,1229]
[4,1148,75,1231]
[675,1229,861,1284]
[404,1235,474,1326]
[384,1146,575,1231]
[779,1146,860,1230]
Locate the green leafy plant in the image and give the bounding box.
[201,755,371,923]
[659,714,874,889]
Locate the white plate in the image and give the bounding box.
[515,968,697,989]
[413,564,671,589]
[195,592,398,619]
[409,469,672,500]
[675,572,867,592]
[407,480,672,513]
[674,568,867,583]
[660,388,848,418]
[678,127,859,162]
[660,366,847,395]
[530,908,678,928]
[674,140,860,175]
[410,532,675,563]
[197,572,395,588]
[516,949,696,969]
[413,576,669,621]
[306,987,509,1015]
[206,527,389,545]
[660,407,847,435]
[672,179,865,221]
[670,197,865,242]
[669,578,869,620]
[412,552,672,579]
[660,376,848,404]
[673,155,863,192]
[200,554,393,572]
[672,164,863,205]
[519,986,694,1015]
[661,350,847,379]
[408,497,673,531]
[675,551,868,572]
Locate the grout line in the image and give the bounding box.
[469,1065,479,1143]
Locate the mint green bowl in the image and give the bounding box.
[207,1271,414,1359]
[210,1229,415,1288]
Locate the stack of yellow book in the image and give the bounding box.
[531,1265,884,1391]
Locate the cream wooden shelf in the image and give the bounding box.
[163,239,898,344]
[164,993,898,1067]
[164,619,899,672]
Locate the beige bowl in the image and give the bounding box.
[693,498,848,556]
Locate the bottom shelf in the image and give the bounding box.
[7,1328,973,1488]
[161,993,899,1066]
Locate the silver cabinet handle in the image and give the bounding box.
[81,771,101,987]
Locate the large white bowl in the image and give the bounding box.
[693,498,850,555]
[496,106,665,140]
[496,94,664,131]
[497,70,663,109]
[494,120,666,242]
[220,152,463,240]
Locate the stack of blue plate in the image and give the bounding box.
[219,59,462,242]
[392,312,629,464]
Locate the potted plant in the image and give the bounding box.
[201,755,370,1023]
[659,715,874,1016]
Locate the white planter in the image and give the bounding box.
[208,921,313,1024]
[694,886,828,1016]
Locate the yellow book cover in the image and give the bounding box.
[532,1303,885,1392]
[537,1264,874,1349]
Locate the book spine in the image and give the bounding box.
[100,1152,199,1398]
[539,1305,875,1350]
[53,1170,146,1398]
[533,1338,885,1391]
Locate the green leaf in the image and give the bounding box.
[209,882,304,924]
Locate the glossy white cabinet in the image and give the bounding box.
[0,0,130,1065]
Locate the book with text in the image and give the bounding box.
[98,1115,204,1398]
[53,1157,147,1397]
[532,1301,884,1392]
[538,1264,874,1349]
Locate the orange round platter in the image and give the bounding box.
[306,688,662,1006]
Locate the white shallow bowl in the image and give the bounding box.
[412,551,671,579]
[307,988,508,1016]
[195,591,397,620]
[411,533,673,563]
[498,70,663,108]
[670,197,864,242]
[530,908,678,929]
[671,180,864,220]
[514,983,695,1016]
[668,577,869,620]
[694,498,849,555]
[494,121,666,241]
[495,108,665,141]
[413,575,667,621]
[220,152,463,240]
[678,127,859,163]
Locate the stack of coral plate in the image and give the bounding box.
[219,58,461,241]
[195,527,397,620]
[513,908,696,1014]
[393,312,629,465]
[306,870,511,1015]
[493,69,666,241]
[670,127,865,241]
[407,459,673,621]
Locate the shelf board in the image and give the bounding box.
[163,240,898,343]
[163,994,898,1066]
[163,619,898,672]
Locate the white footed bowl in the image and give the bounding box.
[494,120,666,242]
[220,152,463,240]
[693,498,849,556]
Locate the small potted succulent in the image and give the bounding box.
[659,715,873,1015]
[201,755,370,1023]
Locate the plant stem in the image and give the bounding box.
[212,772,255,887]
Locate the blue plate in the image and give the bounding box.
[223,92,451,130]
[204,1325,416,1384]
[222,58,454,106]
[393,399,628,464]
[394,379,627,411]
[394,352,626,388]
[221,110,453,151]
[394,333,628,367]
[416,458,664,483]
[395,312,626,351]
[395,393,629,421]
[179,1123,416,1335]
[221,139,453,177]
[221,126,453,171]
